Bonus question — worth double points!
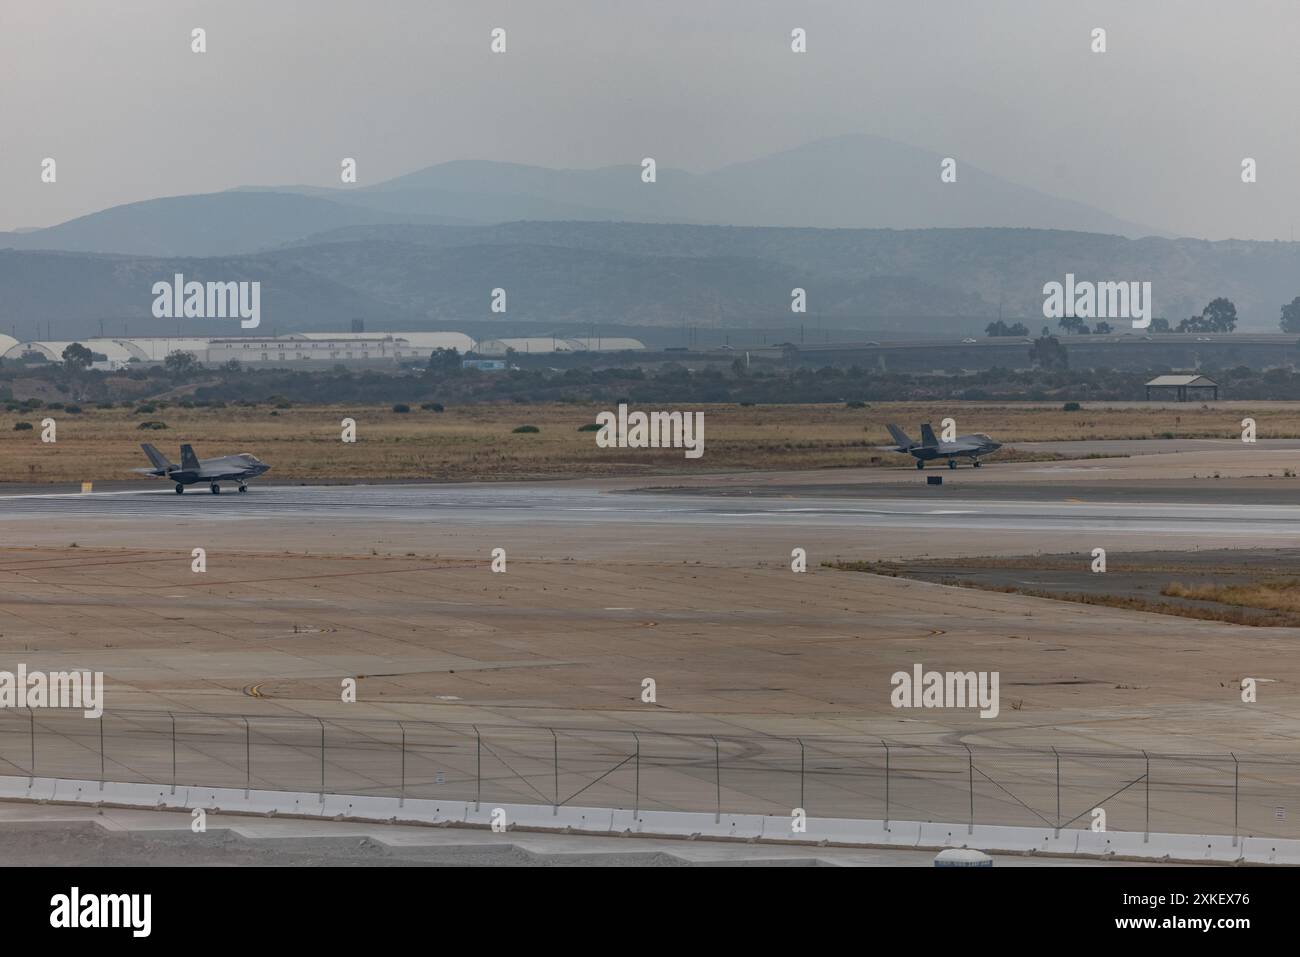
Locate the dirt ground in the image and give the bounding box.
[3,399,1298,484]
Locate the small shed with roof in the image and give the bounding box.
[1144,374,1218,401]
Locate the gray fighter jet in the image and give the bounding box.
[134,443,270,494]
[883,424,1001,469]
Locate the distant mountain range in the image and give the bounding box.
[1,135,1165,258]
[3,135,1297,343]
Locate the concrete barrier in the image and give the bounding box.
[0,774,1293,864]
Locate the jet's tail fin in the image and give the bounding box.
[140,443,173,472]
[180,444,201,471]
[885,424,913,448]
[920,424,939,447]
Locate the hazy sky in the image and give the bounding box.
[3,0,1297,239]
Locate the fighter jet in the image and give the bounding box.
[134,443,270,494]
[882,424,1001,469]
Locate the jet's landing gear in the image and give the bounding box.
[175,484,185,494]
[915,459,925,470]
[973,459,982,468]
[237,484,247,493]
[947,458,957,470]
[210,483,221,495]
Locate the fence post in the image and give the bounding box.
[317,717,325,802]
[1143,750,1150,842]
[797,737,805,815]
[169,712,176,795]
[1230,752,1239,849]
[965,744,974,835]
[881,740,890,830]
[99,715,105,791]
[551,728,558,816]
[398,721,406,808]
[632,732,640,819]
[1052,746,1060,837]
[473,724,481,811]
[711,736,721,823]
[243,717,251,797]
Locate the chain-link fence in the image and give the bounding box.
[0,708,1293,839]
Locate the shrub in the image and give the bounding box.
[137,420,168,430]
[64,405,81,414]
[512,424,540,433]
[739,400,756,407]
[1062,401,1082,411]
[420,402,445,412]
[846,400,866,409]
[576,423,601,432]
[96,402,114,409]
[13,421,32,431]
[392,403,410,413]
[46,402,64,410]
[134,404,156,414]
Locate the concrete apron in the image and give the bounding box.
[0,775,1292,865]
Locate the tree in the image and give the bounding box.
[1149,317,1171,332]
[61,342,94,371]
[1280,296,1300,333]
[1202,297,1238,332]
[987,320,1029,337]
[426,347,462,376]
[1028,335,1068,370]
[1181,297,1238,333]
[1058,315,1087,335]
[164,350,200,377]
[1094,320,1112,334]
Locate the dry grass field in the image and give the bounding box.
[1,399,1297,484]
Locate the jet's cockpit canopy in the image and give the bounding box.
[238,453,263,463]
